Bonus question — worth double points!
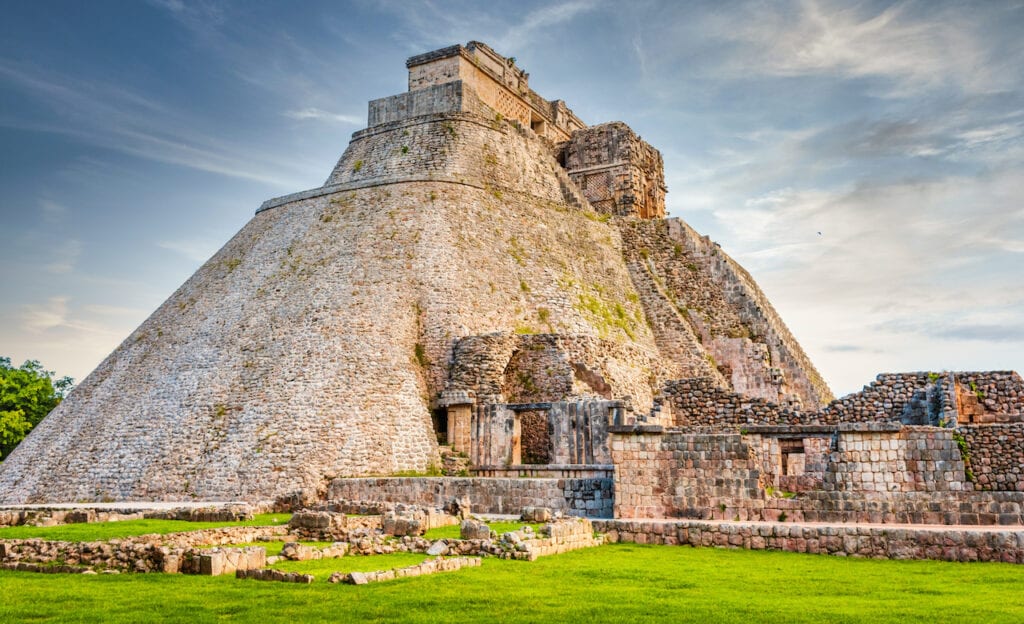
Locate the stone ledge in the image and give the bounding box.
[608,425,664,434]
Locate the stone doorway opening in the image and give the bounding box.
[430,408,448,445]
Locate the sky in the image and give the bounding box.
[0,0,1021,398]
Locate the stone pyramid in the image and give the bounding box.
[0,42,831,503]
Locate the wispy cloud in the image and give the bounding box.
[21,296,70,333]
[158,238,221,263]
[710,0,1018,97]
[494,0,599,51]
[0,60,308,188]
[284,108,363,125]
[367,0,600,55]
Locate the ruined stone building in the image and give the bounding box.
[1,43,1020,526]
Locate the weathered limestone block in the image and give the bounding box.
[197,547,266,576]
[521,507,553,523]
[280,542,322,561]
[460,519,491,540]
[382,511,425,537]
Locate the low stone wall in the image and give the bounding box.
[237,568,315,584]
[516,517,602,560]
[195,547,266,576]
[1,562,99,574]
[0,526,286,574]
[594,519,1024,563]
[331,556,481,585]
[159,525,289,548]
[0,539,267,575]
[327,477,614,518]
[0,508,144,528]
[0,504,264,528]
[286,511,384,541]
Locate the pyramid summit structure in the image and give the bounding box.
[0,42,834,504]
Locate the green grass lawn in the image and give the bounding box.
[0,513,292,541]
[2,543,1023,623]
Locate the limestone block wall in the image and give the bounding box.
[326,477,614,518]
[368,81,495,127]
[610,428,1015,524]
[611,432,760,519]
[824,426,967,493]
[594,519,1024,563]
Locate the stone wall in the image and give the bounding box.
[326,477,614,518]
[954,372,1024,424]
[594,519,1024,563]
[612,432,759,519]
[824,425,967,493]
[609,427,1024,524]
[368,81,495,127]
[660,372,1016,431]
[960,423,1024,491]
[0,525,284,574]
[561,122,666,219]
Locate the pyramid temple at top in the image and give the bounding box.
[0,41,844,503]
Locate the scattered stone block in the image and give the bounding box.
[521,507,553,522]
[460,519,491,540]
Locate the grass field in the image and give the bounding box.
[2,543,1024,623]
[0,514,292,541]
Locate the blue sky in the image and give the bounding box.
[1,0,1021,397]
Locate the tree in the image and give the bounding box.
[0,357,74,460]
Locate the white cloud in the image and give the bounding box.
[712,0,1014,97]
[495,0,599,51]
[284,108,363,125]
[21,296,70,333]
[7,295,144,382]
[158,238,221,263]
